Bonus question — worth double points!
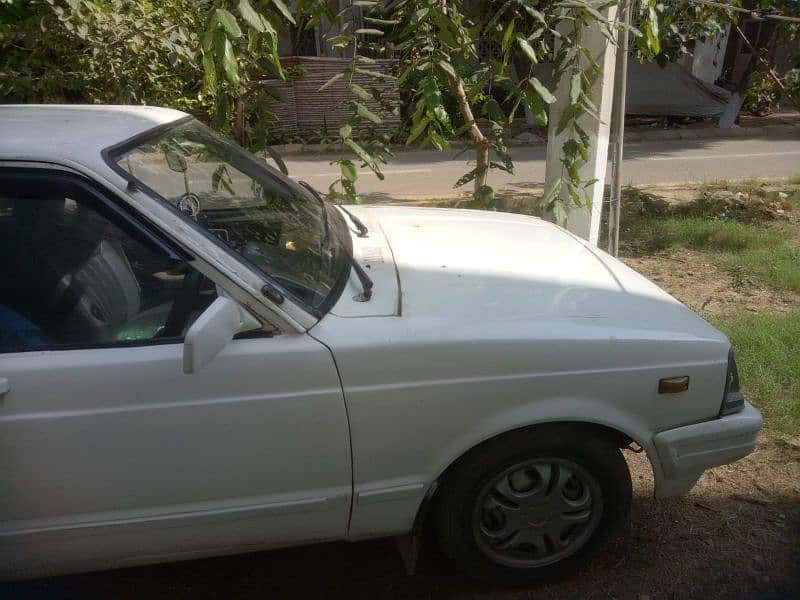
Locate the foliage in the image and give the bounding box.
[3,0,799,220]
[0,0,202,108]
[315,0,629,216]
[744,69,781,113]
[744,67,800,113]
[302,0,397,203]
[197,0,294,148]
[635,0,728,66]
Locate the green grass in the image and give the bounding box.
[616,185,800,435]
[721,244,800,292]
[713,312,800,435]
[623,216,784,251]
[622,217,800,292]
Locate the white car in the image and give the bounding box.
[0,105,762,584]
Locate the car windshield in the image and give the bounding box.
[110,119,349,312]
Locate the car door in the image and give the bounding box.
[0,168,352,578]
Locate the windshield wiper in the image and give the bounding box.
[348,255,374,301]
[337,202,369,238]
[299,180,372,301]
[298,180,368,237]
[299,180,330,249]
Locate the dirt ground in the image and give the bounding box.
[6,441,799,600]
[622,249,800,315]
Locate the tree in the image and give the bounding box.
[0,0,202,108]
[3,0,797,223]
[316,0,622,214]
[633,0,800,124]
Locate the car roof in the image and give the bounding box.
[0,104,188,166]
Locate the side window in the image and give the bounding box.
[0,171,216,353]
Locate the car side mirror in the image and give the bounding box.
[183,296,261,374]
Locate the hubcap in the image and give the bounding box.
[472,458,603,568]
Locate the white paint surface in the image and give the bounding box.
[0,106,762,580]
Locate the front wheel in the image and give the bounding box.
[433,427,632,586]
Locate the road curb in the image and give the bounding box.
[270,123,798,156]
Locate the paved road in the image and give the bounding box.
[285,133,800,200]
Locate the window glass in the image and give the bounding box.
[111,119,350,312]
[0,173,216,353]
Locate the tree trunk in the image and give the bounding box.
[443,69,490,195]
[719,21,781,128]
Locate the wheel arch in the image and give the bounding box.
[410,418,657,539]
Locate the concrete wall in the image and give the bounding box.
[687,26,730,84]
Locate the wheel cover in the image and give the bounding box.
[472,457,603,568]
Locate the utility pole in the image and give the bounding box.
[544,5,619,245]
[608,0,630,257]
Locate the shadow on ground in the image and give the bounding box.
[4,441,799,600]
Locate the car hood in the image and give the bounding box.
[331,205,725,342]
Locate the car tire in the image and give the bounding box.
[433,425,632,586]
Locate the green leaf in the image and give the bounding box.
[221,36,240,86]
[345,139,375,169]
[212,164,235,195]
[352,101,381,125]
[562,139,579,159]
[327,34,352,49]
[268,0,296,25]
[354,28,384,36]
[577,139,588,161]
[575,122,590,148]
[530,77,556,104]
[339,123,352,139]
[319,72,344,91]
[238,0,266,32]
[516,36,537,64]
[265,146,288,175]
[502,19,516,54]
[433,105,450,126]
[541,178,562,208]
[364,17,400,26]
[551,199,568,225]
[644,20,660,55]
[202,25,216,52]
[215,9,242,38]
[563,156,580,183]
[340,159,357,183]
[522,5,546,25]
[436,60,457,80]
[454,167,478,188]
[354,67,394,81]
[406,117,431,145]
[431,10,459,47]
[349,83,372,101]
[202,52,217,94]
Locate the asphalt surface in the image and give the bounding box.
[284,132,800,200]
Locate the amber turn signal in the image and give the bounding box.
[659,376,689,394]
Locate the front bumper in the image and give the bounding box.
[652,401,762,497]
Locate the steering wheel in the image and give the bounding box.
[177,192,202,221]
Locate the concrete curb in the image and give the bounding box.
[271,123,798,156]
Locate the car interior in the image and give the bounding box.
[0,173,215,353]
